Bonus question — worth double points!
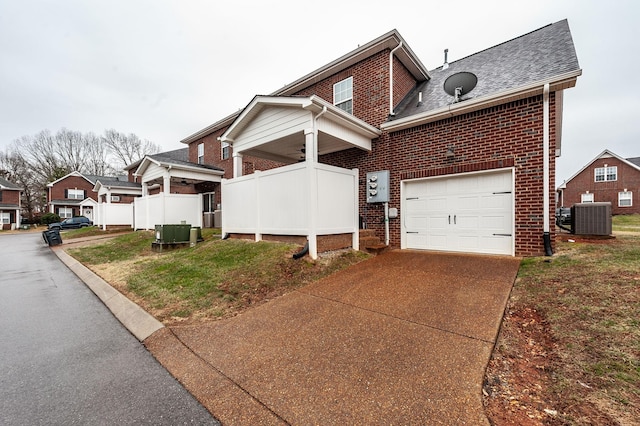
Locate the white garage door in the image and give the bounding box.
[402,170,513,255]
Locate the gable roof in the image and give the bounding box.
[557,149,640,189]
[386,19,581,130]
[180,29,429,145]
[46,171,126,187]
[0,176,22,190]
[220,95,381,163]
[133,148,224,177]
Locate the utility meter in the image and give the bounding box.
[366,170,389,203]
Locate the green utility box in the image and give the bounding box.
[155,224,192,243]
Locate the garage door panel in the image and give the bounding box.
[480,214,511,231]
[403,170,513,256]
[428,215,449,231]
[427,234,448,250]
[406,233,428,249]
[479,235,513,254]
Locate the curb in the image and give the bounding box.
[52,246,164,341]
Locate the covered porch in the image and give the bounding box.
[132,153,224,230]
[219,95,381,259]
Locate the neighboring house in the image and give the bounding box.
[0,177,23,230]
[557,149,640,215]
[176,20,581,258]
[47,171,125,222]
[122,148,227,230]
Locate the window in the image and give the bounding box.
[110,195,120,203]
[203,192,215,213]
[581,192,594,203]
[333,76,353,114]
[1,212,9,224]
[197,143,204,164]
[619,191,633,207]
[59,207,73,218]
[67,189,84,200]
[221,141,230,160]
[595,166,617,182]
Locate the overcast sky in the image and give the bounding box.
[1,0,638,183]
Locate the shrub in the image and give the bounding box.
[41,212,61,225]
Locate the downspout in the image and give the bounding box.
[543,83,553,256]
[389,41,403,116]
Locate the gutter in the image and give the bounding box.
[543,83,553,256]
[389,41,403,116]
[381,69,582,132]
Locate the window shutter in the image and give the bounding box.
[83,190,86,199]
[65,189,68,198]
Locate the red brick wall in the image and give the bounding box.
[0,189,20,204]
[321,94,558,257]
[294,50,417,125]
[562,157,640,215]
[48,176,97,203]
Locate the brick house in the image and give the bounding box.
[47,171,127,222]
[0,177,22,230]
[178,20,581,258]
[557,149,640,215]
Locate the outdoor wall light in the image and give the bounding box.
[445,146,455,159]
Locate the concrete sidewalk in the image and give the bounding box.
[144,250,520,425]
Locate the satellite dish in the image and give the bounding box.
[443,72,477,102]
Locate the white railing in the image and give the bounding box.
[134,193,202,230]
[222,162,359,257]
[95,203,134,229]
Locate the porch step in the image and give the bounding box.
[359,230,388,255]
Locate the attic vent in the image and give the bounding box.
[443,72,477,103]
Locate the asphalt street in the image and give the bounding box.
[0,232,218,425]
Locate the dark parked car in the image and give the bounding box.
[48,216,93,230]
[555,207,571,225]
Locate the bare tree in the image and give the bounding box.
[102,129,162,171]
[84,132,116,176]
[1,127,161,223]
[0,149,44,221]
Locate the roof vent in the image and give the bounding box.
[442,49,449,70]
[443,71,477,103]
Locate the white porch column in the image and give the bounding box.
[304,127,318,259]
[233,151,243,178]
[163,173,171,195]
[142,182,148,196]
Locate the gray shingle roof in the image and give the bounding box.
[626,157,640,167]
[393,19,580,119]
[85,174,128,184]
[0,176,22,190]
[149,148,224,172]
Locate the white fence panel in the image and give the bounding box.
[134,193,202,230]
[257,165,308,234]
[222,162,358,239]
[222,174,258,232]
[164,194,202,227]
[97,203,133,227]
[316,164,358,234]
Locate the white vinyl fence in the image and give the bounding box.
[134,193,202,230]
[95,203,134,229]
[222,162,359,256]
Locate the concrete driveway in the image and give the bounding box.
[145,250,520,425]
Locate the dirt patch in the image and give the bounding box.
[483,234,639,425]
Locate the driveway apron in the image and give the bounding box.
[145,250,520,425]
